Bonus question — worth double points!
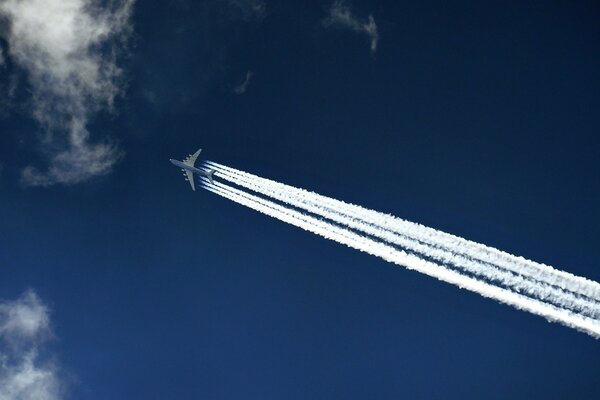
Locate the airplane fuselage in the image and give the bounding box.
[170,148,216,190]
[170,159,206,176]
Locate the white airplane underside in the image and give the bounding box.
[170,148,215,191]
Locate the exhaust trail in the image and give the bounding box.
[199,177,600,338]
[205,166,600,319]
[206,161,600,302]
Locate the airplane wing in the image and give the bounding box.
[184,169,196,191]
[180,148,202,191]
[183,148,202,167]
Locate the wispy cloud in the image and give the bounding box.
[324,0,379,54]
[233,70,253,94]
[225,0,267,21]
[0,290,62,400]
[0,0,135,186]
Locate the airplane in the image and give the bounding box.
[169,148,216,191]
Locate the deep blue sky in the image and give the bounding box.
[1,1,599,398]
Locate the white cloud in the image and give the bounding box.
[324,0,379,54]
[0,290,62,400]
[0,291,49,341]
[0,0,134,186]
[233,70,253,94]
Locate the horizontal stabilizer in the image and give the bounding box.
[206,169,216,184]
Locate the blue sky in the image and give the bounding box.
[0,0,599,399]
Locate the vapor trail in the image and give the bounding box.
[206,161,600,302]
[199,177,600,338]
[204,166,600,319]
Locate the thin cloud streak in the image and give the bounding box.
[201,162,600,338]
[324,0,379,53]
[0,0,134,186]
[226,0,266,21]
[210,162,600,300]
[233,71,253,94]
[200,179,600,338]
[208,164,600,318]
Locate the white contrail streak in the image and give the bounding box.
[204,166,600,319]
[206,161,600,302]
[199,178,600,338]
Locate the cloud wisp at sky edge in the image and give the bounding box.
[0,290,62,400]
[0,0,135,186]
[324,0,379,54]
[225,0,267,21]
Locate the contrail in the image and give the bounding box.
[206,161,600,302]
[199,177,600,338]
[204,165,600,319]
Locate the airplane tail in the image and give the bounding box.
[206,169,216,184]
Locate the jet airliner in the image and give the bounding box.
[170,148,216,191]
